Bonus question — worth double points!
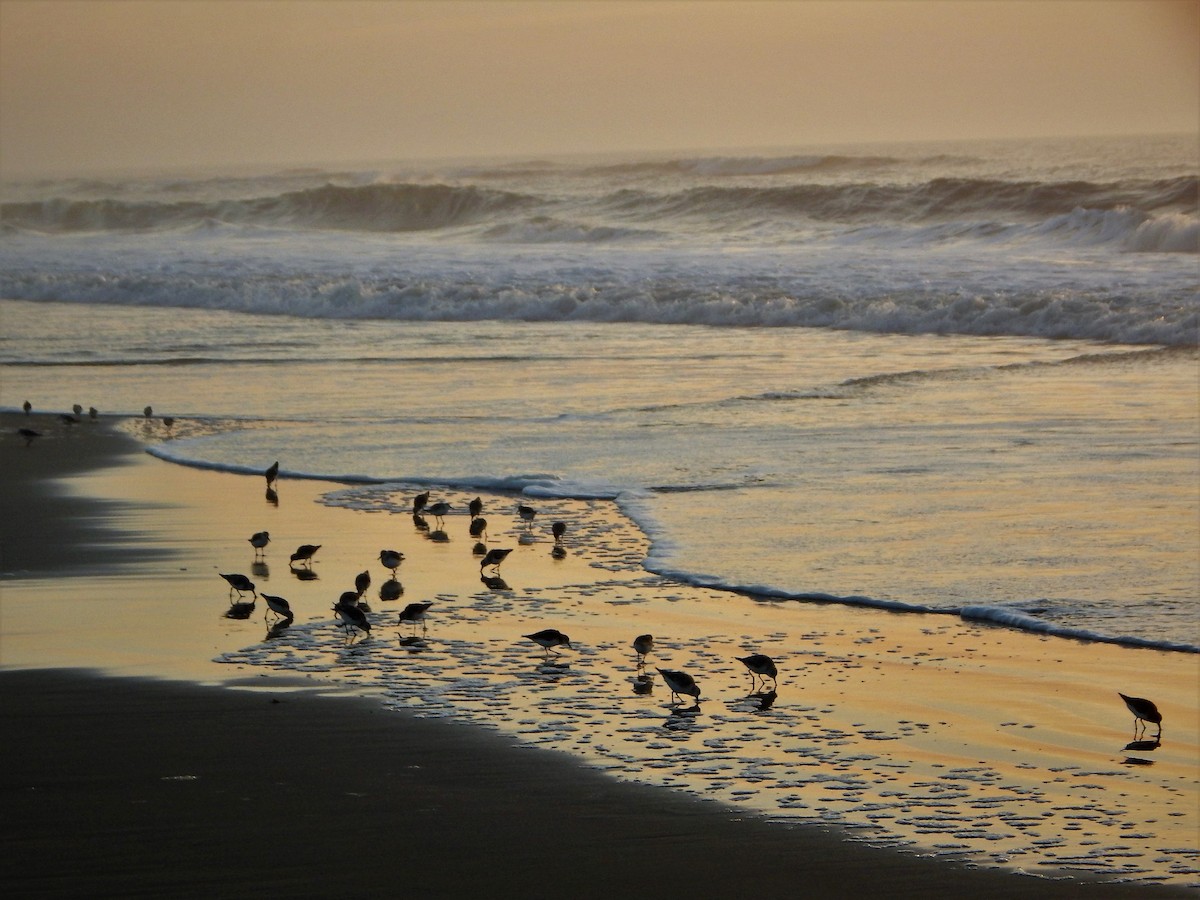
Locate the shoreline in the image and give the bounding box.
[2,412,1196,894]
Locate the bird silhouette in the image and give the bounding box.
[657,668,701,704]
[1119,692,1162,737]
[524,628,571,658]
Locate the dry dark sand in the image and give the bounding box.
[0,414,1188,897]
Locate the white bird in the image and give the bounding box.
[524,628,571,658]
[657,668,701,703]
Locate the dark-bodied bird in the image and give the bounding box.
[72,404,83,416]
[265,460,279,486]
[249,530,271,558]
[657,668,701,704]
[334,591,371,637]
[88,407,98,420]
[18,428,41,446]
[22,400,31,415]
[355,569,371,598]
[480,547,512,572]
[143,406,153,418]
[379,549,404,574]
[262,593,293,623]
[552,521,566,544]
[426,501,451,529]
[469,517,488,539]
[412,491,430,515]
[468,497,483,519]
[633,634,654,666]
[220,573,257,600]
[399,601,433,634]
[737,653,778,690]
[162,416,175,429]
[518,504,537,528]
[290,544,320,567]
[524,628,571,658]
[1118,692,1162,737]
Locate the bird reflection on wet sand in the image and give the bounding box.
[480,574,509,591]
[379,578,404,602]
[224,599,256,620]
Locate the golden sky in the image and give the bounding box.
[1,0,1196,176]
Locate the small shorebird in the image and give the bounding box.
[162,416,175,429]
[334,592,371,637]
[261,593,293,623]
[18,428,41,446]
[354,569,371,597]
[379,549,404,574]
[143,406,153,418]
[398,601,433,634]
[657,668,701,703]
[72,404,83,416]
[22,400,31,415]
[468,496,483,519]
[1118,692,1163,736]
[220,573,257,600]
[426,501,451,529]
[524,628,571,658]
[264,460,279,486]
[248,530,271,558]
[289,544,321,567]
[412,491,430,515]
[737,653,778,689]
[518,504,537,528]
[551,521,566,544]
[88,407,98,420]
[480,547,512,572]
[633,634,654,666]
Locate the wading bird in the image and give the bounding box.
[657,668,701,704]
[262,593,293,623]
[289,544,320,567]
[480,547,512,572]
[1118,692,1162,737]
[524,628,571,659]
[220,573,256,600]
[633,634,654,666]
[249,531,271,558]
[379,549,404,574]
[737,653,778,690]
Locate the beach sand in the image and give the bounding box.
[2,412,1196,896]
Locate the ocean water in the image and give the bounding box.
[2,134,1197,652]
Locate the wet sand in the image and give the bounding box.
[1,412,1196,896]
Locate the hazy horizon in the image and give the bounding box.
[2,0,1197,180]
